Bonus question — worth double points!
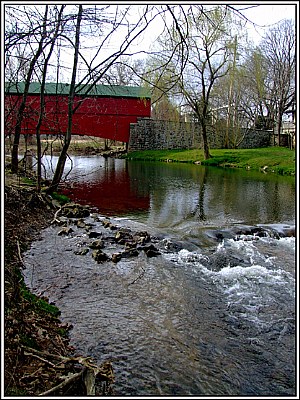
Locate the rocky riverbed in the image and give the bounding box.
[4,170,296,397]
[4,175,168,397]
[4,181,114,396]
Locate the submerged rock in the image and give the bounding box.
[133,231,151,245]
[124,241,137,249]
[76,219,87,229]
[58,227,73,236]
[111,253,122,263]
[115,229,133,244]
[102,219,112,229]
[140,244,161,257]
[92,249,109,263]
[56,216,69,226]
[88,231,102,239]
[162,238,184,252]
[61,203,90,218]
[121,249,139,258]
[89,239,105,249]
[74,248,89,256]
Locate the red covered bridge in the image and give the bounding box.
[5,82,151,143]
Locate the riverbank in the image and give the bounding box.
[3,174,114,396]
[124,147,296,176]
[5,135,126,159]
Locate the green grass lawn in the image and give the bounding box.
[125,147,296,176]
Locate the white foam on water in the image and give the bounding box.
[215,263,269,280]
[275,236,295,250]
[177,248,210,264]
[168,239,295,328]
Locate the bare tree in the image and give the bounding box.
[35,5,65,191]
[156,6,234,159]
[101,56,145,86]
[261,19,295,145]
[8,6,49,173]
[49,5,83,193]
[239,48,276,130]
[224,19,296,146]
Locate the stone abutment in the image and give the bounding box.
[128,118,272,152]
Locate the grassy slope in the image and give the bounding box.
[125,147,296,176]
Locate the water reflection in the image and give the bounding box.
[40,155,295,230]
[41,156,150,215]
[125,160,295,230]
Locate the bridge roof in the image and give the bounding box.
[5,82,151,99]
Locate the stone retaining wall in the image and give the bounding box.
[128,118,272,151]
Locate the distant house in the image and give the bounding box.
[5,82,151,143]
[274,108,296,149]
[276,121,295,149]
[282,121,295,135]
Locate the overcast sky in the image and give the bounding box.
[4,2,296,83]
[129,3,297,55]
[236,3,296,44]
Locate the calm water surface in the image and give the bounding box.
[23,155,296,396]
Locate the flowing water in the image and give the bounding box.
[23,155,296,396]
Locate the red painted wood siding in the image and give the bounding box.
[5,94,151,142]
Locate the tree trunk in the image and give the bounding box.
[202,123,211,160]
[36,5,64,192]
[11,108,25,173]
[199,102,211,160]
[10,8,49,174]
[276,107,283,147]
[48,5,83,194]
[48,142,69,192]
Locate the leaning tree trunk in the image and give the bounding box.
[10,8,49,174]
[11,104,26,174]
[35,6,65,192]
[47,5,82,194]
[35,6,49,192]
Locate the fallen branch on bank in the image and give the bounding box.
[21,345,114,396]
[38,369,85,396]
[51,207,62,224]
[23,350,57,368]
[16,240,26,269]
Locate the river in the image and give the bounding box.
[23,155,296,397]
